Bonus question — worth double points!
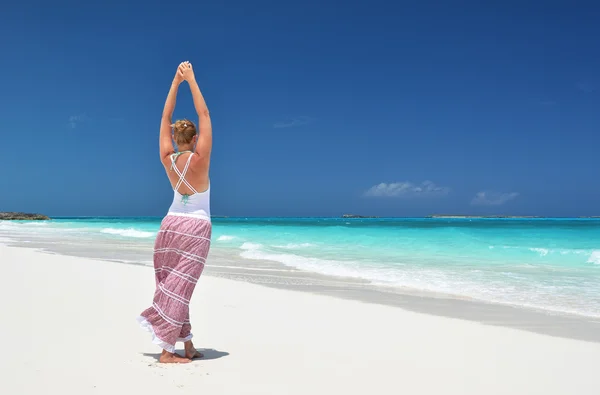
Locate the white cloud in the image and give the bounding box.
[68,114,88,129]
[364,181,450,198]
[471,191,519,206]
[273,116,312,128]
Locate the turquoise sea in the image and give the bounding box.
[1,217,599,318]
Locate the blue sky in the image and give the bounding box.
[1,1,598,217]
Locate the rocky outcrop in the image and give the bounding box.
[341,214,379,218]
[0,212,50,220]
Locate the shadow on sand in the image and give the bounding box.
[143,348,230,362]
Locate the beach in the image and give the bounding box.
[5,0,599,392]
[2,243,600,395]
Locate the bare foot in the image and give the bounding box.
[185,348,204,359]
[159,350,191,364]
[184,341,204,359]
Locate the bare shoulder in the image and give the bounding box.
[160,154,173,171]
[190,151,210,169]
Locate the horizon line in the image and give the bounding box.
[34,215,600,219]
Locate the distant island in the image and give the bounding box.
[428,215,599,219]
[0,212,50,220]
[341,214,380,218]
[427,215,542,219]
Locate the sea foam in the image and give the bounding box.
[273,243,315,249]
[100,228,155,238]
[588,251,600,265]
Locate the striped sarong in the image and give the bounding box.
[137,214,212,352]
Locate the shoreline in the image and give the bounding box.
[10,215,600,219]
[2,243,600,394]
[3,235,600,344]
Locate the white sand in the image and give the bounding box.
[1,244,599,395]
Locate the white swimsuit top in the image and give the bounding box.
[166,151,211,221]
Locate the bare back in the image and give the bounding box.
[162,152,210,195]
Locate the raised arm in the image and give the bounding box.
[180,62,212,159]
[159,64,185,160]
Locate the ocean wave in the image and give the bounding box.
[217,235,236,241]
[527,247,594,258]
[273,243,315,249]
[529,247,549,256]
[235,242,600,318]
[492,245,593,259]
[0,222,18,230]
[100,228,156,238]
[240,242,262,250]
[238,244,369,280]
[0,221,48,229]
[588,251,600,265]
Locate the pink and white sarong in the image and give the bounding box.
[137,214,212,352]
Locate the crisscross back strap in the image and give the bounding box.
[171,153,199,194]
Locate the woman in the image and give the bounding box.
[137,61,213,364]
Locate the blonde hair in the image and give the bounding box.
[171,119,197,145]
